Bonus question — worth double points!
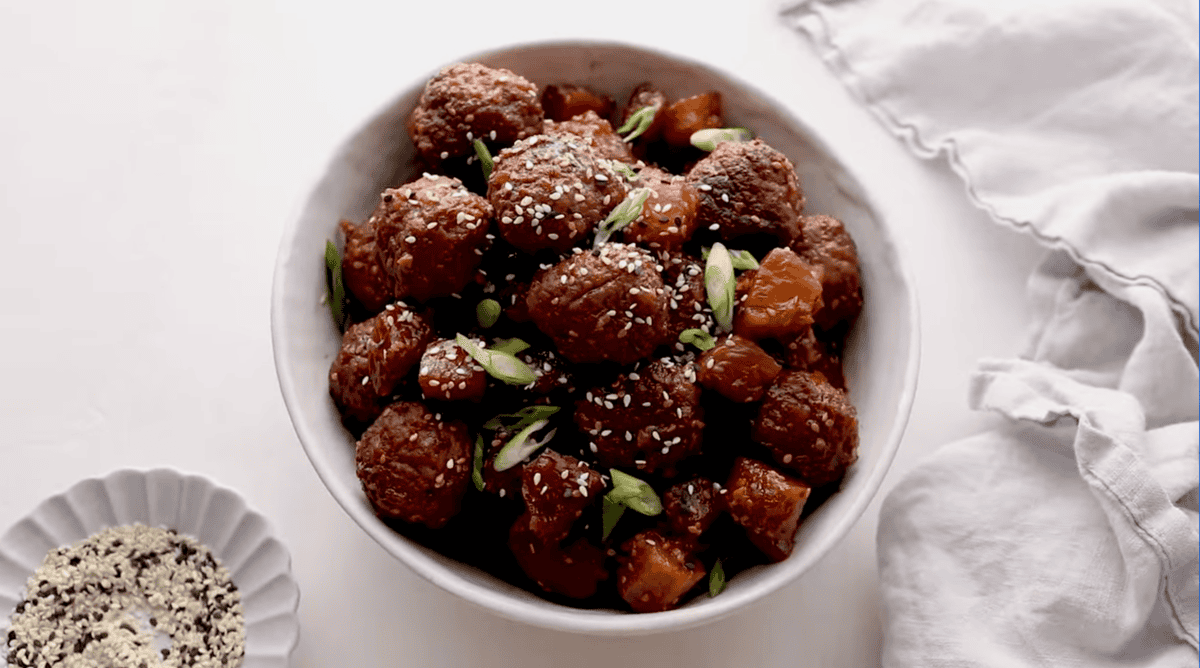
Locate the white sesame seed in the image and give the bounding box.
[533,472,542,485]
[405,235,417,243]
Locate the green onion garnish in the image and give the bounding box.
[603,160,639,182]
[690,127,753,152]
[702,246,759,271]
[606,469,664,517]
[455,334,538,385]
[482,405,560,431]
[490,337,530,356]
[708,559,727,597]
[594,187,652,246]
[476,298,501,329]
[492,419,557,472]
[601,496,625,541]
[679,329,716,352]
[705,242,736,332]
[472,435,486,492]
[473,139,493,181]
[617,105,657,142]
[324,240,346,330]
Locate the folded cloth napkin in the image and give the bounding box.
[783,0,1199,665]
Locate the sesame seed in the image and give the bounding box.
[709,224,720,231]
[405,235,417,243]
[625,431,633,442]
[533,472,542,485]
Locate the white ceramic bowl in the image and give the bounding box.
[271,40,919,636]
[0,469,301,666]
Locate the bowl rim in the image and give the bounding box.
[270,37,920,635]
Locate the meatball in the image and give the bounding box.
[732,247,824,342]
[616,529,706,612]
[791,214,863,330]
[697,334,783,403]
[339,219,390,314]
[725,457,811,562]
[781,327,846,391]
[660,91,723,147]
[373,175,493,302]
[418,338,487,402]
[355,402,472,528]
[540,83,615,123]
[407,62,543,168]
[488,133,628,253]
[686,138,805,243]
[751,370,858,487]
[328,321,385,425]
[543,111,634,163]
[574,358,704,475]
[621,167,700,252]
[660,253,714,343]
[526,244,671,365]
[662,477,724,544]
[328,303,432,425]
[515,450,607,546]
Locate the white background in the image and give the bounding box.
[0,1,1044,666]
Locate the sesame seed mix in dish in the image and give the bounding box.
[323,62,864,613]
[5,524,244,668]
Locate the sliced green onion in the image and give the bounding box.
[705,242,736,332]
[606,469,663,516]
[601,496,626,541]
[490,337,530,356]
[482,405,560,431]
[492,419,557,472]
[679,328,716,352]
[473,139,493,181]
[604,160,639,182]
[324,240,346,330]
[690,127,753,152]
[476,298,501,329]
[617,105,657,142]
[594,187,652,246]
[472,435,486,492]
[455,334,538,385]
[708,559,727,597]
[701,246,759,271]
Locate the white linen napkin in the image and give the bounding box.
[783,0,1199,665]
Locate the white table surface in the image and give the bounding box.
[0,1,1046,666]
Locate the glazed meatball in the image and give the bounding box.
[328,303,432,425]
[574,358,704,475]
[660,252,715,343]
[328,321,385,425]
[781,327,846,391]
[407,62,543,168]
[541,83,615,123]
[515,450,607,546]
[697,334,783,403]
[355,402,472,528]
[732,247,824,342]
[686,139,805,243]
[418,338,487,402]
[543,111,634,163]
[660,91,723,147]
[621,166,700,252]
[791,214,863,330]
[526,244,670,365]
[339,219,391,314]
[488,134,628,253]
[662,477,724,544]
[616,529,706,612]
[751,370,858,487]
[373,175,493,302]
[725,457,811,562]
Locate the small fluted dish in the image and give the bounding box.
[0,469,300,667]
